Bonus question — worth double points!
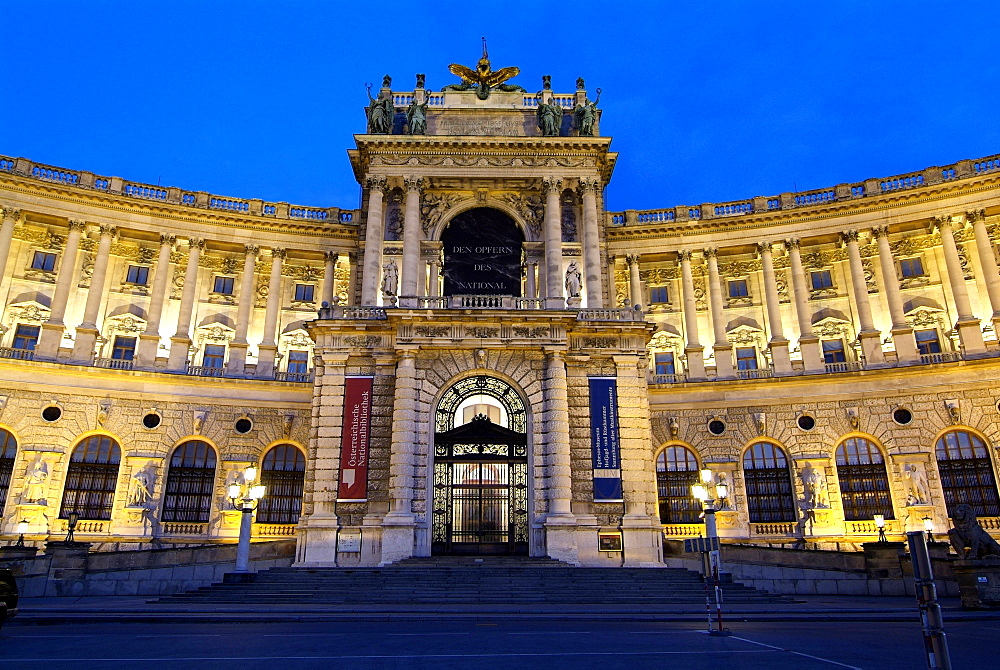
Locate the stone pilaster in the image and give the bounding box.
[543,348,577,563]
[381,348,418,564]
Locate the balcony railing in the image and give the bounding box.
[274,371,314,383]
[824,361,863,374]
[185,365,225,377]
[920,351,964,365]
[0,347,35,361]
[649,373,686,384]
[736,368,773,380]
[94,357,134,370]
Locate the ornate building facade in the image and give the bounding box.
[0,65,999,567]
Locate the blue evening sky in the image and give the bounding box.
[3,1,998,213]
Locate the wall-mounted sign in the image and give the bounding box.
[337,530,362,553]
[589,377,623,502]
[599,532,623,552]
[337,376,373,502]
[442,207,524,296]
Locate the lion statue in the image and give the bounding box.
[948,504,1000,559]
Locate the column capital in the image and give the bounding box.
[188,237,206,250]
[542,177,564,194]
[244,244,260,257]
[755,241,774,257]
[783,238,800,250]
[403,176,424,192]
[324,250,339,262]
[966,209,986,224]
[365,175,388,192]
[1,206,21,221]
[677,249,693,262]
[98,224,117,238]
[625,253,641,265]
[871,225,890,239]
[271,248,287,260]
[930,214,956,232]
[840,229,860,245]
[576,177,600,195]
[159,233,176,246]
[703,247,718,258]
[68,220,87,233]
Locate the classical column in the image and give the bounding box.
[36,220,86,360]
[321,250,337,306]
[543,348,577,563]
[256,248,286,378]
[679,250,706,380]
[626,254,643,308]
[382,348,418,564]
[758,242,792,374]
[525,259,536,299]
[543,178,564,308]
[578,178,603,307]
[360,176,387,305]
[784,239,824,372]
[936,215,985,355]
[0,206,20,284]
[135,234,175,369]
[704,248,734,379]
[969,209,1000,333]
[428,255,440,297]
[872,227,919,364]
[399,176,422,307]
[225,245,260,375]
[70,224,117,363]
[166,238,205,372]
[346,252,358,305]
[841,230,885,366]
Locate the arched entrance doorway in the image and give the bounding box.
[441,207,524,296]
[432,375,529,555]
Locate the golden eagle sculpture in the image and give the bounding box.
[443,38,526,100]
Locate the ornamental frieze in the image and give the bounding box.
[467,326,499,338]
[343,335,382,348]
[512,326,549,338]
[579,336,618,349]
[414,325,450,337]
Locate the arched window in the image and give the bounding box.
[655,446,702,524]
[0,428,17,511]
[162,440,217,523]
[935,430,1000,518]
[256,444,306,525]
[836,437,894,521]
[743,442,796,523]
[60,435,121,520]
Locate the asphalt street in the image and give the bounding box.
[0,618,992,669]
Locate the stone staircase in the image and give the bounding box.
[156,556,789,605]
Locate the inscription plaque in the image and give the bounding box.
[442,208,523,296]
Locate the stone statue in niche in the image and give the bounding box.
[127,467,153,507]
[574,88,601,137]
[561,205,576,242]
[385,207,403,241]
[948,504,1000,559]
[903,463,931,506]
[536,95,563,137]
[800,463,829,509]
[22,457,49,504]
[565,261,582,297]
[381,259,399,297]
[365,83,394,135]
[406,97,429,135]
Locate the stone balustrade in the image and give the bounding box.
[0,155,358,225]
[607,152,1000,226]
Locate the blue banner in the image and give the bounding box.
[589,377,623,502]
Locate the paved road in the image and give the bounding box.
[0,619,991,669]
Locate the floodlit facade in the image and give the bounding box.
[1,69,999,567]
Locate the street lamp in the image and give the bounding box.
[922,515,935,543]
[228,465,266,573]
[691,468,730,636]
[14,519,28,548]
[64,511,79,544]
[874,514,888,543]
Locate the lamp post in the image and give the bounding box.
[64,511,79,544]
[874,514,888,543]
[691,467,730,636]
[14,519,28,548]
[922,515,935,543]
[228,465,266,574]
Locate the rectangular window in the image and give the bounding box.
[899,257,925,278]
[202,344,226,368]
[654,352,675,375]
[810,270,834,290]
[12,324,40,351]
[822,339,847,364]
[212,276,235,295]
[287,350,309,374]
[915,329,942,355]
[111,336,136,361]
[736,347,758,370]
[31,251,57,272]
[649,286,668,304]
[728,279,749,298]
[125,265,150,285]
[294,283,315,302]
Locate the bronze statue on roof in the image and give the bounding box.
[442,38,526,100]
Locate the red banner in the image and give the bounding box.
[337,376,373,502]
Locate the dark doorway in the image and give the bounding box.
[441,208,524,296]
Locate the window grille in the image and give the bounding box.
[935,430,1000,517]
[257,444,306,525]
[162,440,217,523]
[655,446,702,524]
[0,429,17,512]
[836,437,894,520]
[743,442,796,522]
[59,435,121,520]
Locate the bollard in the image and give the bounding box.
[907,531,952,670]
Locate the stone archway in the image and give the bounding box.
[440,207,525,297]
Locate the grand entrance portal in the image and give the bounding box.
[431,376,529,556]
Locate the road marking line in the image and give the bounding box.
[0,651,779,662]
[728,634,862,670]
